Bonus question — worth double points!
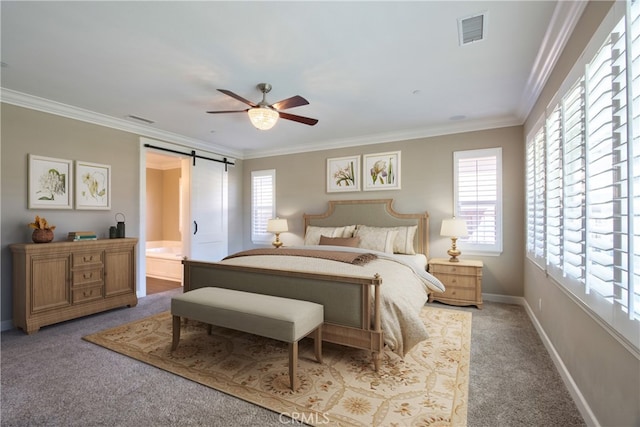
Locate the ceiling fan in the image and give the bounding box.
[207,83,318,130]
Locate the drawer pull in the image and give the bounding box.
[83,255,94,262]
[83,290,94,297]
[83,272,93,279]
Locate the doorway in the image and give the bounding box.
[145,151,184,294]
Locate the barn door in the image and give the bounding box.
[183,157,228,262]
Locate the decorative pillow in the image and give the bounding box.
[304,225,356,245]
[355,225,417,254]
[354,226,398,253]
[318,235,361,247]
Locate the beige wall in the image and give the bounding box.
[0,104,244,325]
[146,167,182,242]
[146,168,163,241]
[523,1,639,426]
[243,125,525,297]
[1,104,141,321]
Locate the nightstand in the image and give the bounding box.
[428,258,483,309]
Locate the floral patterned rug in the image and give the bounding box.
[84,306,471,426]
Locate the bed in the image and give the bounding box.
[182,199,444,370]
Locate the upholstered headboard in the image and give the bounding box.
[303,199,429,258]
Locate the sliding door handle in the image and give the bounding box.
[193,220,198,235]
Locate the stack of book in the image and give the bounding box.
[68,231,98,241]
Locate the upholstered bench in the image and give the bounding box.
[171,287,324,391]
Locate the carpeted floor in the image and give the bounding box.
[0,289,585,426]
[83,307,471,426]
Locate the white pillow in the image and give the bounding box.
[355,225,417,254]
[304,225,356,245]
[354,226,398,253]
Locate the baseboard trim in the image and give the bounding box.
[482,293,524,305]
[521,300,600,427]
[1,319,14,332]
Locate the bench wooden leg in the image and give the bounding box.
[171,315,181,351]
[289,341,298,391]
[314,325,322,364]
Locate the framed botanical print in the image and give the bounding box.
[75,161,111,210]
[363,151,401,191]
[327,155,361,192]
[28,154,73,209]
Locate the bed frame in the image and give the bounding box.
[182,199,429,370]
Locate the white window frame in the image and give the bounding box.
[251,169,276,244]
[453,147,503,255]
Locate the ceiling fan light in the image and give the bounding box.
[248,107,279,130]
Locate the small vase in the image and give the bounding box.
[32,229,54,243]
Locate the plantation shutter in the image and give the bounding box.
[585,27,619,308]
[628,0,639,323]
[454,148,502,254]
[533,129,546,263]
[251,169,275,243]
[546,105,563,278]
[562,79,586,284]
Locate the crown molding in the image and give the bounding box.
[517,0,588,121]
[0,88,243,159]
[242,116,521,159]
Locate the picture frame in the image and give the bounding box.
[327,155,361,192]
[363,151,401,191]
[75,160,111,210]
[28,154,73,209]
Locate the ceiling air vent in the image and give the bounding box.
[126,114,155,125]
[458,12,487,46]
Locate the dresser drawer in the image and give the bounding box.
[429,263,479,276]
[73,251,103,267]
[72,268,103,286]
[72,285,104,304]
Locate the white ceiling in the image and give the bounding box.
[0,1,585,160]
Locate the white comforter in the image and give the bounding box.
[220,245,445,356]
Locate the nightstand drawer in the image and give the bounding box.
[437,285,478,301]
[429,263,479,276]
[436,273,477,288]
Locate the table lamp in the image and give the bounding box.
[440,218,468,262]
[267,218,288,248]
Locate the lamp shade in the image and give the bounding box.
[440,218,468,237]
[248,107,279,130]
[267,218,288,233]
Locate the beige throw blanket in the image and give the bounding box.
[224,248,377,265]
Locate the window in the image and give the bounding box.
[251,169,275,244]
[454,148,502,254]
[525,1,639,350]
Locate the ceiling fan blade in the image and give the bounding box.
[271,95,309,111]
[217,89,257,107]
[279,112,318,126]
[206,109,249,114]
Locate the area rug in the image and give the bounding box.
[84,306,471,426]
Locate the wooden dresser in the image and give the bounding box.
[428,258,483,309]
[10,238,138,334]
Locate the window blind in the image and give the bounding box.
[251,169,275,243]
